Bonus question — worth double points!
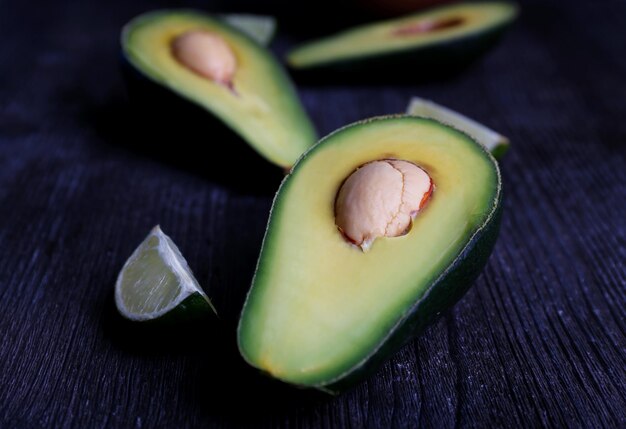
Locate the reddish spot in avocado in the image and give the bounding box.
[419,179,434,210]
[336,226,361,247]
[393,17,464,36]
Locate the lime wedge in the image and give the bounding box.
[406,97,510,159]
[219,14,277,46]
[115,225,216,322]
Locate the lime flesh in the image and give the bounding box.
[219,14,277,45]
[115,225,215,321]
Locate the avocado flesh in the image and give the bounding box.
[122,10,316,168]
[238,116,501,389]
[287,2,517,69]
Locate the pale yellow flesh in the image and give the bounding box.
[240,119,497,385]
[124,12,314,167]
[288,3,516,67]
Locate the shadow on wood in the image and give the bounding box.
[101,291,331,424]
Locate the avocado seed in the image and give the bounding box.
[172,30,237,88]
[335,159,433,251]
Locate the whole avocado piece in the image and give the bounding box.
[238,116,502,393]
[287,2,517,81]
[122,10,317,169]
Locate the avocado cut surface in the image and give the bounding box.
[287,2,517,73]
[238,116,502,392]
[122,10,316,168]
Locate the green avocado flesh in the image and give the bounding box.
[122,10,316,168]
[238,116,502,391]
[287,2,517,70]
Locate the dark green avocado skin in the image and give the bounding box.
[119,56,284,194]
[290,21,513,83]
[323,193,503,394]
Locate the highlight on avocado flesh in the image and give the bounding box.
[335,159,433,251]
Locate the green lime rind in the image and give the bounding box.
[115,225,217,323]
[218,14,277,46]
[406,96,510,159]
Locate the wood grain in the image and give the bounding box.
[0,0,624,427]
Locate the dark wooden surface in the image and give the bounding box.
[1,0,625,427]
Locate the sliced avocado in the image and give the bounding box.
[238,116,502,393]
[287,2,517,76]
[122,10,316,168]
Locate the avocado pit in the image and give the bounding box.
[335,159,433,251]
[171,30,237,89]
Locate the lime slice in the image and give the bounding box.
[115,225,216,322]
[219,14,277,46]
[406,97,510,159]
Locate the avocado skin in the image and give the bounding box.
[119,57,285,194]
[322,194,503,394]
[289,20,513,83]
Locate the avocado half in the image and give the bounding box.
[122,10,317,168]
[287,2,517,76]
[238,116,502,393]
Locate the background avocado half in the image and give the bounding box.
[238,116,502,393]
[121,10,317,169]
[287,2,518,79]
